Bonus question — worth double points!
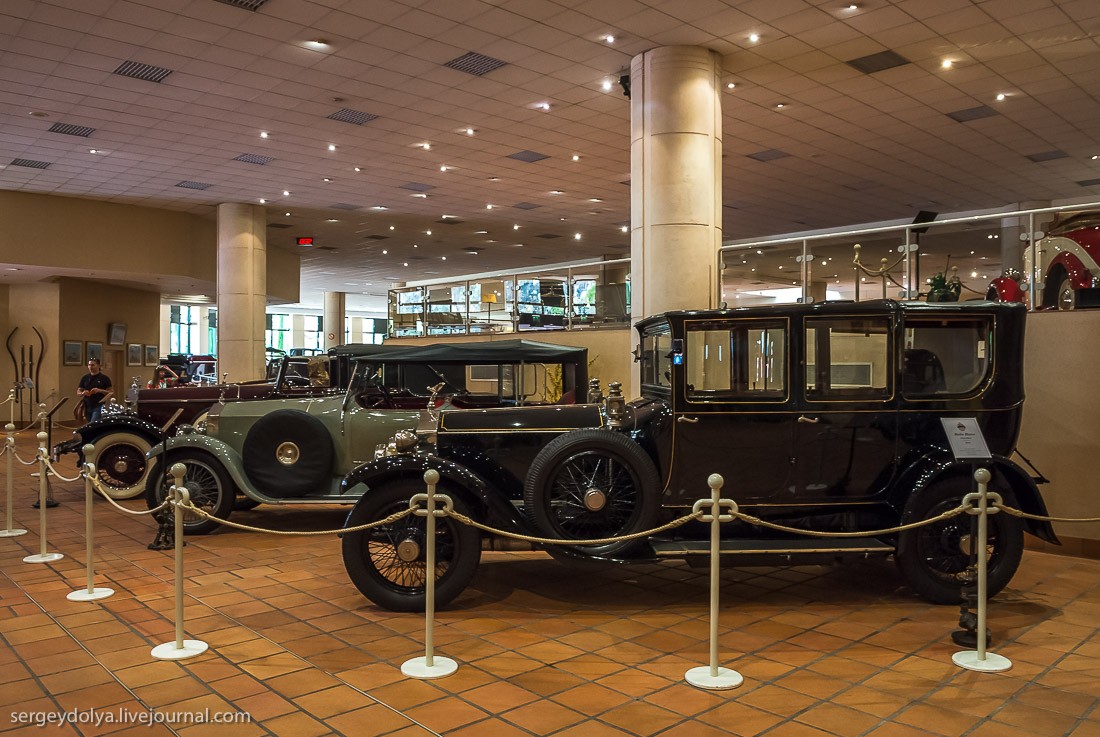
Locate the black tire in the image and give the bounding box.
[342,480,481,612]
[523,429,659,557]
[896,475,1024,604]
[91,432,155,500]
[241,409,334,497]
[144,450,235,535]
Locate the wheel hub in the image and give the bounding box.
[396,537,421,562]
[275,441,300,466]
[583,488,607,512]
[111,457,131,473]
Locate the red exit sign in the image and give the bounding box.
[296,236,314,246]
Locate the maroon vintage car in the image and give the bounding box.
[58,345,396,499]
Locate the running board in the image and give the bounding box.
[652,537,894,558]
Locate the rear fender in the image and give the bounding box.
[987,276,1025,303]
[150,434,265,499]
[342,455,523,530]
[894,451,1058,549]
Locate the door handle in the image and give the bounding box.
[676,416,699,424]
[797,415,820,424]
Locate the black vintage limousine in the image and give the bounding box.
[338,300,1057,611]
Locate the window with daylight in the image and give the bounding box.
[304,315,323,352]
[265,313,290,352]
[169,305,200,354]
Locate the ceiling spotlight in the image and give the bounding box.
[1092,155,1099,160]
[621,225,628,233]
[513,224,520,230]
[413,244,418,248]
[775,103,786,109]
[403,262,408,267]
[306,39,330,48]
[441,256,447,260]
[574,233,582,240]
[846,3,859,9]
[322,177,331,182]
[588,198,602,203]
[995,92,1006,101]
[465,127,475,136]
[486,203,493,209]
[285,212,291,216]
[411,193,428,198]
[726,82,736,89]
[602,79,613,92]
[421,142,431,150]
[488,176,501,181]
[749,33,760,43]
[440,165,448,171]
[538,102,551,111]
[604,34,615,44]
[426,230,432,235]
[89,149,98,154]
[389,225,395,230]
[354,167,361,172]
[971,271,978,278]
[283,190,290,196]
[326,219,338,222]
[550,190,563,195]
[371,205,387,210]
[259,198,266,204]
[328,144,336,151]
[572,154,580,162]
[382,249,388,254]
[941,59,953,69]
[260,131,269,138]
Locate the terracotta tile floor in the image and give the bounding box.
[1,433,1098,737]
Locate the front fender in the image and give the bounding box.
[893,450,1058,545]
[987,276,1025,304]
[79,415,164,444]
[342,454,524,530]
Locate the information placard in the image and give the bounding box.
[940,417,992,460]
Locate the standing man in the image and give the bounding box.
[78,358,112,422]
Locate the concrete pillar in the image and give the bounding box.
[159,304,171,354]
[323,291,345,349]
[291,314,306,351]
[216,203,267,381]
[629,46,722,393]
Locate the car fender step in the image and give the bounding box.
[652,537,894,560]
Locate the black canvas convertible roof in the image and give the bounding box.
[327,343,408,357]
[363,339,587,365]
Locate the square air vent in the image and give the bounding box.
[214,0,270,10]
[512,202,540,210]
[400,182,434,192]
[746,149,790,162]
[47,122,95,137]
[267,223,291,229]
[176,180,211,190]
[10,158,50,169]
[113,60,174,83]
[1026,150,1068,162]
[444,52,507,76]
[233,153,274,165]
[329,203,362,210]
[946,105,998,123]
[846,50,910,74]
[507,150,549,163]
[1078,178,1100,187]
[326,108,378,125]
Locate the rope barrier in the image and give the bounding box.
[181,502,416,534]
[85,475,171,516]
[42,458,82,483]
[734,505,968,537]
[12,449,38,466]
[448,509,705,546]
[994,504,1100,524]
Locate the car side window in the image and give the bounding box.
[640,324,672,390]
[805,317,890,400]
[902,317,993,397]
[685,319,787,401]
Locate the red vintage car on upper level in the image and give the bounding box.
[988,211,1100,310]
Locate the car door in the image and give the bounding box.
[666,317,796,505]
[793,314,898,501]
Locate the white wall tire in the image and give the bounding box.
[92,432,155,500]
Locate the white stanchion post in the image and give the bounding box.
[685,473,744,690]
[151,463,208,661]
[402,469,457,679]
[953,468,1012,672]
[23,432,63,564]
[0,417,27,538]
[67,444,114,601]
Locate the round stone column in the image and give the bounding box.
[629,46,723,393]
[216,203,267,382]
[323,291,346,349]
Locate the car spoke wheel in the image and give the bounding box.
[92,432,154,500]
[144,451,235,535]
[342,481,480,612]
[524,429,658,557]
[896,476,1023,604]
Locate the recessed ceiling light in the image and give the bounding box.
[602,79,613,92]
[1093,155,1099,160]
[537,102,550,111]
[846,3,859,9]
[283,190,290,196]
[604,34,615,43]
[426,230,432,235]
[411,193,428,198]
[420,142,431,150]
[260,131,269,138]
[550,190,563,195]
[259,198,266,204]
[389,225,395,230]
[621,226,628,233]
[326,219,338,222]
[328,144,336,151]
[441,256,447,260]
[440,165,449,172]
[749,33,760,43]
[571,154,580,162]
[88,149,98,154]
[382,249,388,254]
[513,224,520,230]
[488,176,501,181]
[413,244,418,248]
[775,103,787,109]
[486,204,493,209]
[403,262,408,267]
[465,127,475,136]
[941,59,954,69]
[305,39,330,49]
[285,212,291,216]
[475,230,488,234]
[588,198,602,202]
[726,82,736,89]
[441,214,456,219]
[995,92,1007,101]
[574,233,582,240]
[971,271,978,278]
[354,167,361,172]
[322,177,331,182]
[372,205,387,210]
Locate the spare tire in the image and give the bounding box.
[523,429,659,557]
[241,409,334,497]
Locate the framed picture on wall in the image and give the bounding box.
[108,322,127,346]
[127,343,142,366]
[63,340,82,366]
[145,345,159,366]
[86,342,103,363]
